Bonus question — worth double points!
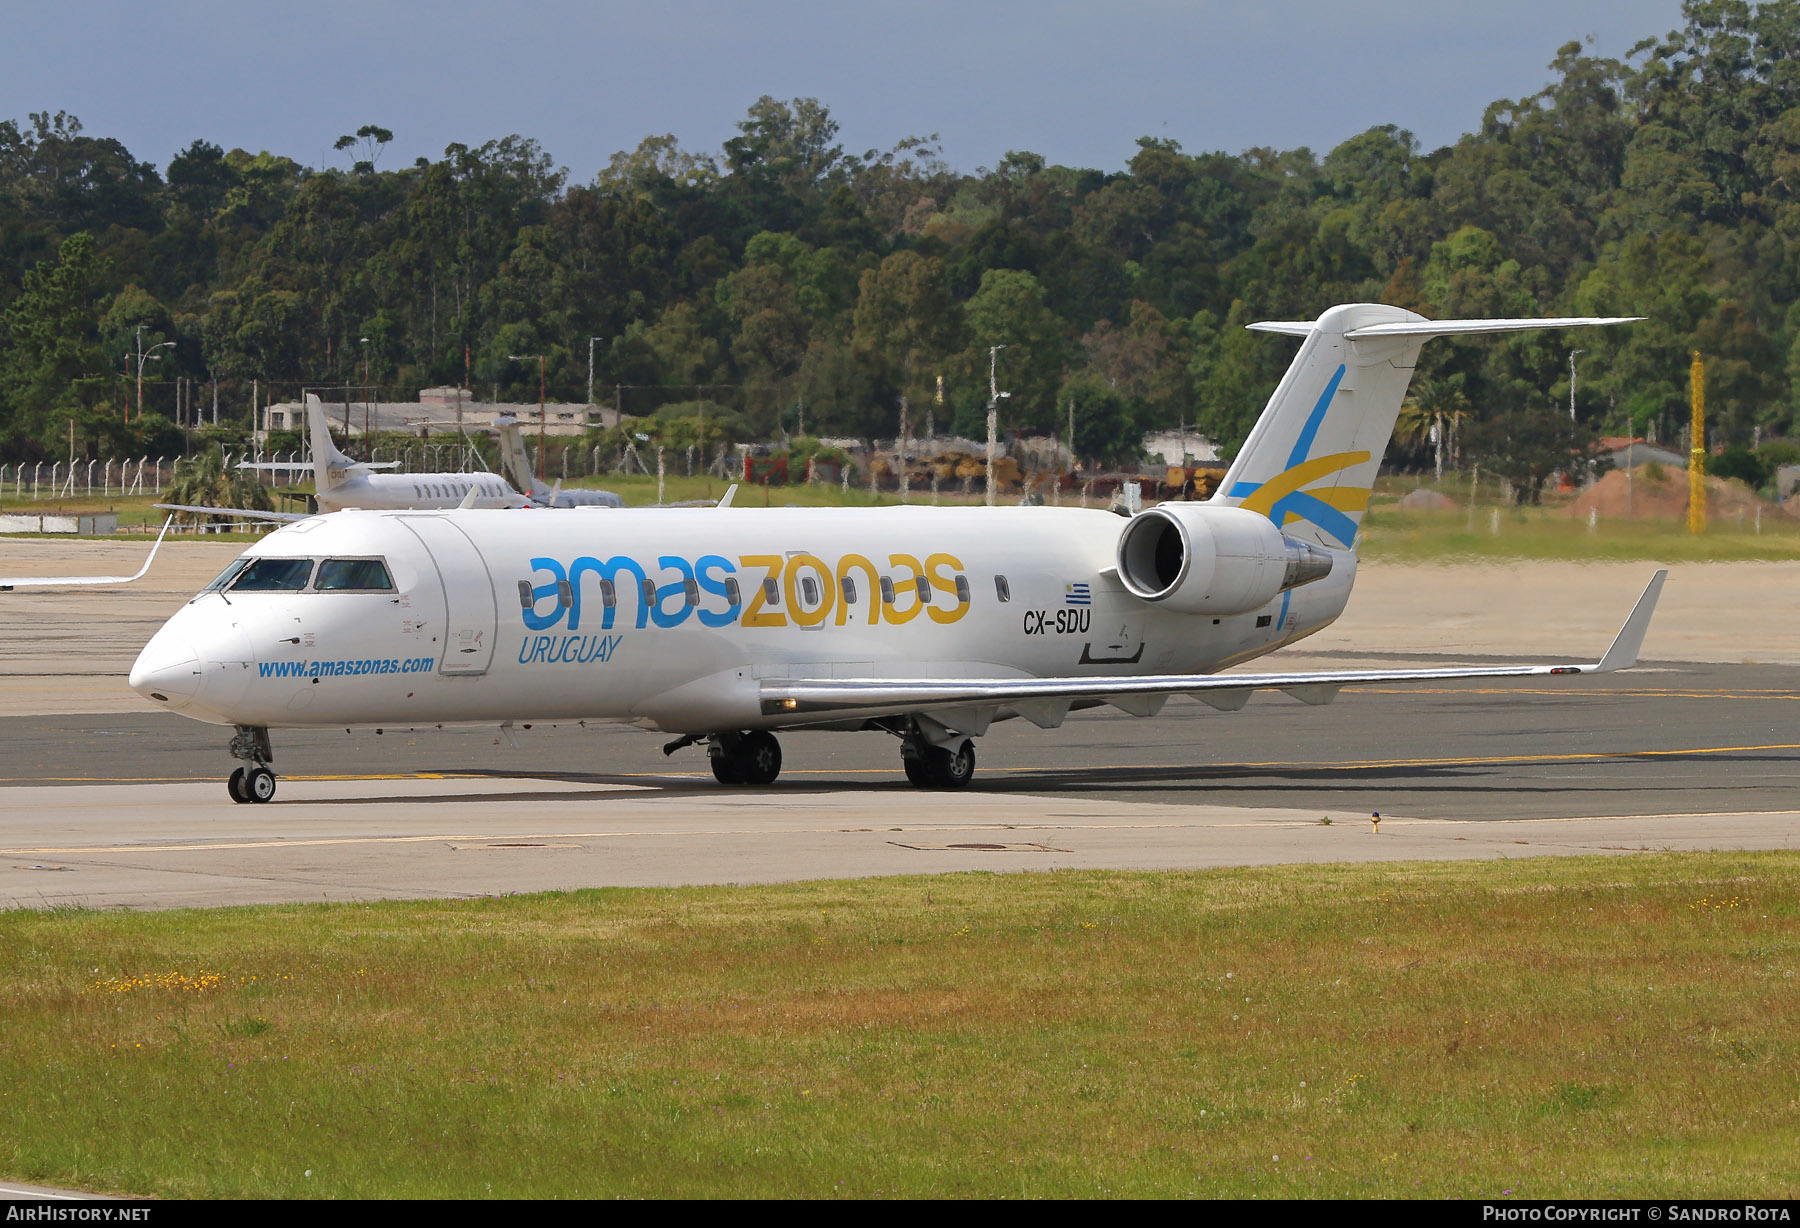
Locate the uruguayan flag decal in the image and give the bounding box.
[1064,583,1091,607]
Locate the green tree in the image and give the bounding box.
[0,232,113,449]
[164,444,274,522]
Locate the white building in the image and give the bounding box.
[259,387,619,442]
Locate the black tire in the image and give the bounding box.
[227,767,250,804]
[737,731,782,786]
[245,765,277,803]
[925,740,976,790]
[903,753,932,787]
[710,752,743,785]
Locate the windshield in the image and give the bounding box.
[315,558,393,591]
[230,557,314,592]
[202,558,252,592]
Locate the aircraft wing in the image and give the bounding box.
[156,503,312,523]
[1,516,173,590]
[757,570,1666,723]
[236,461,315,472]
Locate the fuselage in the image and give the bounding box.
[314,467,524,512]
[129,505,1355,735]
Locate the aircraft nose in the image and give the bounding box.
[129,637,202,707]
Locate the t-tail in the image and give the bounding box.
[1213,304,1641,552]
[305,394,358,496]
[491,416,545,500]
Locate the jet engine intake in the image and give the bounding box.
[1115,504,1334,616]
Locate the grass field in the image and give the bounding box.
[3,853,1796,1199]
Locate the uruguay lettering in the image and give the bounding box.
[520,550,971,633]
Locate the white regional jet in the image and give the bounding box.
[128,304,1662,803]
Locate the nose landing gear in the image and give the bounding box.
[226,725,276,804]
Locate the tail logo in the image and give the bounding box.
[1227,364,1368,547]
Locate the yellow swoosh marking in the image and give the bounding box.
[1238,450,1371,516]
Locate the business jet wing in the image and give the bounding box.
[155,503,312,523]
[758,570,1666,723]
[235,460,400,472]
[1,516,174,590]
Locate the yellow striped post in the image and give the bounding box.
[1689,350,1706,535]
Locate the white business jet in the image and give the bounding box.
[129,304,1661,803]
[492,415,624,508]
[227,395,526,515]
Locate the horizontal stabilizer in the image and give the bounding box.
[1248,316,1644,339]
[1343,316,1644,340]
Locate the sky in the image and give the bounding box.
[2,1,1691,179]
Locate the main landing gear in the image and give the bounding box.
[226,725,276,804]
[901,735,976,790]
[707,730,783,786]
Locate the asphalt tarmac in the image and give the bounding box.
[2,540,1796,909]
[1,661,1796,910]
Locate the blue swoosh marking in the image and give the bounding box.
[1287,364,1346,469]
[1267,490,1357,547]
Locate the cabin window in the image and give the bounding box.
[315,558,394,591]
[994,575,1012,603]
[762,577,781,606]
[599,579,617,609]
[879,577,896,605]
[840,576,857,604]
[915,575,931,602]
[800,576,820,606]
[724,577,741,606]
[640,578,657,608]
[683,578,700,607]
[954,575,970,604]
[556,579,574,608]
[231,557,314,592]
[516,580,533,609]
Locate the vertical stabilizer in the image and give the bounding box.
[1213,305,1641,551]
[305,394,355,494]
[492,416,546,499]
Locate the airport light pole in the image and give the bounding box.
[1568,349,1584,423]
[984,344,1010,506]
[587,337,605,412]
[132,326,175,424]
[360,337,372,441]
[509,353,547,479]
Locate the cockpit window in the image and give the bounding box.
[315,558,394,591]
[202,558,252,592]
[230,557,314,592]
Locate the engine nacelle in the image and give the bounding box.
[1115,504,1334,616]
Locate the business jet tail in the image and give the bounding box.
[1215,306,1642,551]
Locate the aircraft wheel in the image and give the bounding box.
[737,731,782,786]
[903,754,932,787]
[227,767,251,804]
[924,740,976,790]
[710,752,743,785]
[244,766,277,803]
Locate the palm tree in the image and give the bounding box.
[165,446,274,526]
[1399,375,1471,481]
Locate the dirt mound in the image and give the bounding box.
[1567,466,1792,522]
[1396,489,1459,511]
